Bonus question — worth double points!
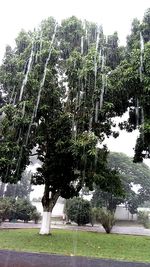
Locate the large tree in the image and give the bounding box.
[0,15,139,234]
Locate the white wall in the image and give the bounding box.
[115,205,137,221]
[32,198,65,217]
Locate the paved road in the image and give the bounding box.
[0,250,149,267]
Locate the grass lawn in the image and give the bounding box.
[0,229,150,263]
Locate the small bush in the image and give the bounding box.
[15,199,36,222]
[31,210,41,224]
[0,198,16,222]
[138,211,149,228]
[65,197,92,226]
[96,208,116,233]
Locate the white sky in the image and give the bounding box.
[0,0,149,61]
[104,112,139,157]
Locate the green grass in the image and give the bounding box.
[0,229,150,263]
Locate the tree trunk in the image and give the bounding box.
[0,182,5,197]
[40,185,60,235]
[40,211,52,235]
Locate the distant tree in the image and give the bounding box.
[106,32,123,69]
[92,152,150,214]
[91,187,124,212]
[140,201,150,208]
[5,170,32,199]
[108,152,150,206]
[0,198,16,222]
[126,193,139,216]
[127,18,141,50]
[142,8,150,42]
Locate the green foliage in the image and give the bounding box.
[15,199,36,222]
[106,32,122,69]
[91,152,150,218]
[0,198,38,223]
[30,210,41,224]
[107,152,150,213]
[0,198,16,222]
[0,15,123,213]
[127,18,141,50]
[138,211,149,228]
[91,187,124,212]
[60,16,83,58]
[65,197,92,226]
[91,153,128,212]
[107,152,150,185]
[142,8,150,42]
[127,194,139,215]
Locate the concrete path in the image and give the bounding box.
[0,250,149,267]
[1,222,150,237]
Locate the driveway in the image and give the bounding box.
[0,250,149,267]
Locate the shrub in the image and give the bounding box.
[138,211,149,228]
[0,198,39,223]
[65,197,92,226]
[96,208,116,233]
[31,210,41,224]
[0,198,16,222]
[7,198,17,222]
[15,199,36,222]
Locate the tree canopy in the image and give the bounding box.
[0,16,123,230]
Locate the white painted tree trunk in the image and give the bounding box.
[40,211,52,235]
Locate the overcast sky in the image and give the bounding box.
[0,0,150,172]
[0,0,149,61]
